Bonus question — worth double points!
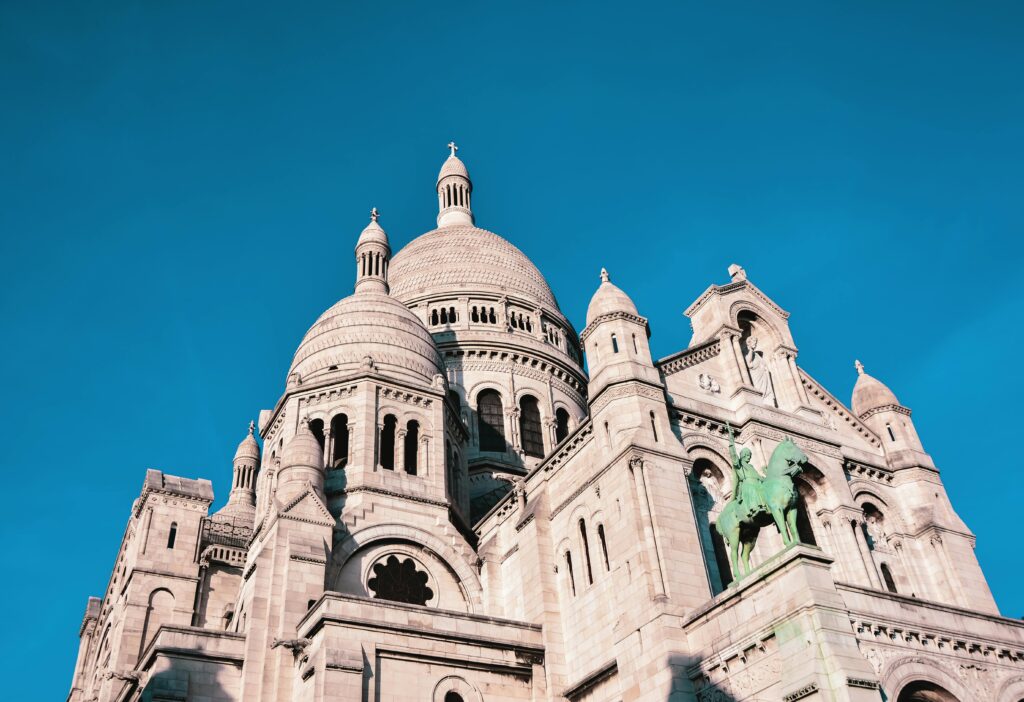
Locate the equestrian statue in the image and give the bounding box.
[713,423,809,581]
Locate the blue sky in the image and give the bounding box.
[2,1,1022,694]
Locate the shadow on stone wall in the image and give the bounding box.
[667,653,738,702]
[135,654,235,702]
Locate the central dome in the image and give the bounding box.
[388,225,560,310]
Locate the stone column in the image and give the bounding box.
[419,435,430,477]
[323,427,333,469]
[628,456,668,601]
[851,518,882,589]
[396,428,407,473]
[507,407,522,452]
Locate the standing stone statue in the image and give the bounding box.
[744,336,776,406]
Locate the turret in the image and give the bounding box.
[277,418,325,502]
[354,208,391,294]
[436,142,473,227]
[851,360,931,469]
[581,268,666,449]
[214,421,260,523]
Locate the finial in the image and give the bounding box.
[600,267,609,283]
[248,420,255,435]
[370,207,379,222]
[447,141,458,157]
[854,359,865,375]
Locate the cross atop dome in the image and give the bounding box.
[600,267,610,283]
[370,207,380,222]
[447,141,458,156]
[855,359,865,375]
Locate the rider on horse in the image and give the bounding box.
[727,423,765,520]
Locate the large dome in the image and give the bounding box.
[388,226,560,310]
[289,292,444,386]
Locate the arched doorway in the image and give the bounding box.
[896,680,960,702]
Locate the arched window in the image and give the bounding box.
[330,414,349,468]
[167,522,177,549]
[309,418,325,452]
[488,307,496,324]
[477,390,505,452]
[519,395,545,458]
[471,306,479,322]
[444,693,465,702]
[555,407,570,443]
[896,680,960,702]
[404,420,419,475]
[440,308,447,324]
[880,563,898,593]
[449,306,456,322]
[579,519,594,585]
[611,333,619,353]
[564,551,576,596]
[431,309,439,325]
[650,411,659,442]
[380,415,397,470]
[597,524,610,570]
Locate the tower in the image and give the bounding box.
[436,141,474,227]
[354,208,390,294]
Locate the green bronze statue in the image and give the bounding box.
[713,423,809,581]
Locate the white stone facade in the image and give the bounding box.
[68,148,1024,702]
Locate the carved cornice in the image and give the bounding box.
[342,485,449,509]
[843,460,894,486]
[657,338,722,377]
[579,311,648,342]
[590,379,664,415]
[684,279,790,320]
[860,403,912,420]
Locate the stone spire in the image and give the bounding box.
[355,208,391,294]
[215,421,260,522]
[436,142,474,227]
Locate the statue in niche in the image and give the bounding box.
[744,336,777,406]
[714,423,809,580]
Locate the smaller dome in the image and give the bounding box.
[851,361,901,417]
[438,154,470,183]
[234,422,260,462]
[586,268,639,325]
[357,209,390,248]
[281,422,324,470]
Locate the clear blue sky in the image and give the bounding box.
[2,2,1022,695]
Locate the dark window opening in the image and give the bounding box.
[367,555,433,606]
[709,523,733,589]
[444,693,465,702]
[795,496,818,546]
[881,563,898,593]
[886,424,896,442]
[330,414,349,468]
[597,524,610,570]
[565,551,576,596]
[404,420,419,475]
[650,411,659,442]
[519,395,545,458]
[579,519,594,585]
[167,522,177,549]
[555,408,570,443]
[380,415,397,470]
[611,333,619,353]
[477,390,505,452]
[309,418,325,452]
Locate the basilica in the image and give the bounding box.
[69,147,1024,702]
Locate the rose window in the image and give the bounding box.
[367,555,434,606]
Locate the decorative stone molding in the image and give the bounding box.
[658,339,721,376]
[580,310,649,341]
[844,460,894,486]
[782,682,818,701]
[590,380,664,415]
[860,403,912,420]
